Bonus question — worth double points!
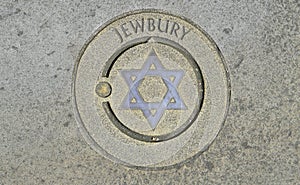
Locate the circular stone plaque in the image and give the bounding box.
[73,10,230,168]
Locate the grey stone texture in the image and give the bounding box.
[1,0,299,184]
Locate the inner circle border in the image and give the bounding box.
[72,9,231,169]
[101,36,204,142]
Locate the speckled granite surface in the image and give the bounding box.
[1,0,299,184]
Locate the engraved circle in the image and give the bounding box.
[73,10,230,168]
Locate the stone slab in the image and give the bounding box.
[0,0,299,184]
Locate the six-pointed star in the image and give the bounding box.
[120,50,187,130]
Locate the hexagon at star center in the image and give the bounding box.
[138,76,168,103]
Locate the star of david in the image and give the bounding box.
[120,50,187,130]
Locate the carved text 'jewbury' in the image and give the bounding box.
[112,17,191,43]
